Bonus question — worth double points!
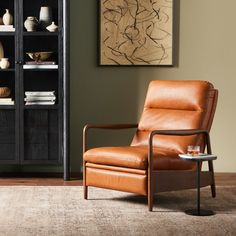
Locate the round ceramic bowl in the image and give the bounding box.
[0,87,11,97]
[26,51,53,61]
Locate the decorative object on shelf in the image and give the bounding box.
[0,25,15,32]
[0,98,14,105]
[26,51,53,62]
[0,17,3,25]
[46,22,58,32]
[25,91,56,105]
[0,41,4,59]
[0,87,11,98]
[39,6,52,29]
[3,9,13,25]
[99,0,174,66]
[0,58,10,69]
[24,17,39,32]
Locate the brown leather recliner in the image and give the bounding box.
[83,80,218,211]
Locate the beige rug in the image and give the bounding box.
[0,186,235,236]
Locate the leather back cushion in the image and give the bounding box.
[131,80,216,153]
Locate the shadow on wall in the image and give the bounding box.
[70,0,140,173]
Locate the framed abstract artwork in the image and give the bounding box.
[99,0,174,66]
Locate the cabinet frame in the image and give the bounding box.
[0,0,70,180]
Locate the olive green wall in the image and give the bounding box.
[70,0,236,173]
[3,0,234,174]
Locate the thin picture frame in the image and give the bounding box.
[98,0,174,66]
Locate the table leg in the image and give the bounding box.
[197,161,200,215]
[185,160,215,216]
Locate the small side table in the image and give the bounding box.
[179,154,217,216]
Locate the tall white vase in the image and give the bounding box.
[39,6,52,29]
[0,41,4,59]
[3,9,13,25]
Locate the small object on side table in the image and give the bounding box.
[179,153,217,216]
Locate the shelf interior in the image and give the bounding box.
[0,36,15,69]
[23,0,59,32]
[0,2,15,27]
[0,71,15,101]
[24,70,58,105]
[24,36,58,64]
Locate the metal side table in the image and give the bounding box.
[179,154,217,216]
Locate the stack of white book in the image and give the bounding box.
[25,91,56,105]
[23,62,58,70]
[0,98,14,105]
[0,25,15,32]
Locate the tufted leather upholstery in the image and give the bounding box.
[131,80,214,153]
[84,80,217,171]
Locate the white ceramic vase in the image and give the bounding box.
[0,41,4,59]
[3,9,13,25]
[46,22,58,32]
[39,6,52,29]
[24,17,39,32]
[0,58,10,69]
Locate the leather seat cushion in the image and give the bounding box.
[84,146,196,170]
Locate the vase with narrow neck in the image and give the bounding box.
[24,17,39,32]
[3,9,13,25]
[39,6,52,30]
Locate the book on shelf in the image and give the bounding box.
[23,64,58,69]
[0,25,15,32]
[25,91,55,96]
[25,101,55,105]
[24,96,56,102]
[0,98,14,105]
[25,61,56,65]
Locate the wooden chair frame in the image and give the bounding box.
[83,125,216,211]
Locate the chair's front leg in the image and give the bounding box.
[83,160,88,199]
[148,133,154,211]
[148,170,153,211]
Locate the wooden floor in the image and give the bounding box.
[0,173,235,186]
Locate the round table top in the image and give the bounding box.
[179,154,217,161]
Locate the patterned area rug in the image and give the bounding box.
[0,186,235,236]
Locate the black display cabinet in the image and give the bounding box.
[0,0,70,180]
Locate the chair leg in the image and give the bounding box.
[211,183,216,198]
[148,192,153,211]
[83,161,88,199]
[84,185,88,200]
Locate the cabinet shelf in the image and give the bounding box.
[23,32,59,36]
[24,105,59,110]
[0,105,15,109]
[0,68,15,72]
[23,68,58,71]
[0,32,15,36]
